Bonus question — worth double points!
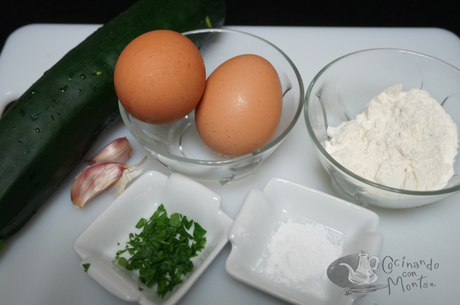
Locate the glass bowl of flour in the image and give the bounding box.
[304,48,460,209]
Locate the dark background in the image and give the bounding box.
[0,0,457,53]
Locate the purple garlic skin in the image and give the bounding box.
[71,156,147,208]
[86,137,132,165]
[71,162,127,208]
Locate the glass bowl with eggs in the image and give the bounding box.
[305,48,460,209]
[117,28,304,185]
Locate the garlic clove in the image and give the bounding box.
[71,162,127,208]
[110,156,148,197]
[86,137,133,165]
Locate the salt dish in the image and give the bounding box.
[225,177,384,305]
[73,171,233,305]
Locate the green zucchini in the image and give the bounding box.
[0,0,226,244]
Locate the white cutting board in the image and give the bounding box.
[1,24,460,305]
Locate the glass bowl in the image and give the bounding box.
[120,28,304,185]
[304,48,460,209]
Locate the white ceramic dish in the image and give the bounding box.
[225,177,384,305]
[73,171,233,305]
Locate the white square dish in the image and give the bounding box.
[225,177,383,305]
[73,170,233,305]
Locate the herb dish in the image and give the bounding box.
[73,170,233,305]
[225,177,383,305]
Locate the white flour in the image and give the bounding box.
[326,85,458,191]
[253,218,343,293]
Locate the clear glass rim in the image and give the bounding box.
[124,28,305,167]
[304,48,460,196]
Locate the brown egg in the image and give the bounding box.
[195,54,283,158]
[114,30,206,125]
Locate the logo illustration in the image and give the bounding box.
[327,250,388,295]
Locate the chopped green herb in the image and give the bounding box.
[115,204,207,298]
[135,217,147,229]
[0,239,5,252]
[82,263,91,272]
